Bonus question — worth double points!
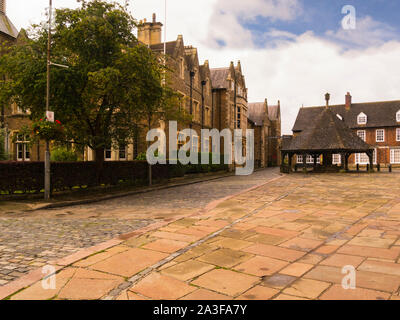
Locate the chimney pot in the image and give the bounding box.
[152,13,156,23]
[325,93,330,108]
[345,92,352,110]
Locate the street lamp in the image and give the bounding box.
[44,0,68,200]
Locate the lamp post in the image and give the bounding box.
[44,0,52,200]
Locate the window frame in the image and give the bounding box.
[396,128,400,142]
[357,112,367,125]
[104,145,112,161]
[192,135,199,153]
[396,110,400,122]
[376,129,385,143]
[16,134,30,161]
[357,130,366,142]
[390,149,400,164]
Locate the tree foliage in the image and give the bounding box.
[0,0,183,166]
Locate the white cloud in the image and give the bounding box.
[6,0,400,134]
[326,16,398,48]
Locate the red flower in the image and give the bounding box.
[55,120,61,125]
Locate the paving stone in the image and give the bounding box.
[191,269,259,297]
[280,263,314,277]
[320,254,365,268]
[161,260,215,281]
[338,245,400,260]
[197,248,253,268]
[280,237,324,252]
[283,279,331,299]
[243,243,305,262]
[130,272,196,300]
[319,284,390,300]
[237,286,279,300]
[180,289,231,300]
[91,248,168,277]
[234,256,289,277]
[261,274,297,290]
[209,237,253,250]
[143,239,189,254]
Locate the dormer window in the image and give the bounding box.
[357,112,367,125]
[396,110,400,122]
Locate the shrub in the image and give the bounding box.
[0,131,8,161]
[51,147,78,162]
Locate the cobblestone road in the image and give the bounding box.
[0,168,280,286]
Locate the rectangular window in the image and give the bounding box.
[357,130,366,142]
[178,132,185,149]
[297,155,303,163]
[192,136,199,153]
[203,137,210,153]
[16,135,30,161]
[237,107,241,129]
[397,128,400,142]
[332,154,341,165]
[119,144,126,160]
[105,145,112,160]
[355,149,377,165]
[376,129,385,142]
[297,155,320,164]
[390,149,400,164]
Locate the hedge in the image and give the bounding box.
[0,158,228,195]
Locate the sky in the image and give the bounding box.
[6,0,400,133]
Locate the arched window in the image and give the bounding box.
[396,110,400,122]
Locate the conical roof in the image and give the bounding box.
[282,107,372,152]
[0,12,18,39]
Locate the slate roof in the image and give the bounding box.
[268,105,279,121]
[248,102,266,126]
[283,107,372,153]
[0,13,18,39]
[210,68,229,89]
[293,100,400,132]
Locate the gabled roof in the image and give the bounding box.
[283,107,372,153]
[0,13,18,39]
[293,100,400,132]
[248,102,266,126]
[268,105,280,121]
[210,67,230,89]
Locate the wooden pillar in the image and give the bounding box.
[368,151,374,172]
[302,152,307,173]
[345,153,349,172]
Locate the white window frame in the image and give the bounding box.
[16,134,30,161]
[390,149,400,164]
[355,149,377,165]
[376,129,385,142]
[357,112,367,125]
[397,110,400,122]
[332,154,341,165]
[357,130,366,142]
[396,128,400,142]
[297,155,320,164]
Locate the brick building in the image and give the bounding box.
[0,1,43,161]
[292,92,400,167]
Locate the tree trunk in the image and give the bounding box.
[94,147,105,186]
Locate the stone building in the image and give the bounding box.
[85,14,215,161]
[210,61,248,163]
[247,99,281,168]
[0,1,43,161]
[292,92,400,167]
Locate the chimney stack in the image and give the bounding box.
[137,13,163,46]
[345,92,352,110]
[0,0,5,15]
[325,93,330,108]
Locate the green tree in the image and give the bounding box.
[0,130,8,160]
[0,0,182,177]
